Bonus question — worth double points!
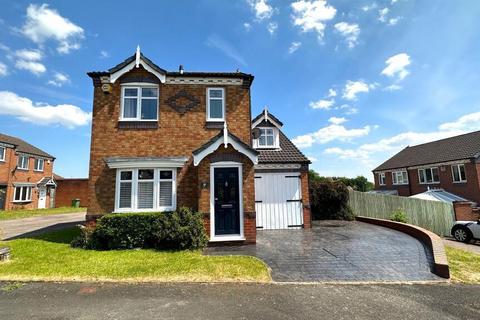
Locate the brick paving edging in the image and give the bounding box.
[356,216,450,279]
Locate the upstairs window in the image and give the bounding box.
[17,155,29,170]
[14,186,32,202]
[378,173,386,186]
[207,88,225,121]
[121,85,158,121]
[418,167,439,184]
[0,146,5,161]
[34,158,44,172]
[392,170,408,185]
[254,127,279,149]
[452,164,467,183]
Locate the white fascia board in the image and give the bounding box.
[106,158,188,169]
[110,59,166,84]
[193,134,258,166]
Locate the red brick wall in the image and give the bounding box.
[300,164,311,229]
[56,178,89,208]
[374,162,480,203]
[0,145,54,210]
[453,201,480,221]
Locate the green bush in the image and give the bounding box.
[390,209,408,223]
[309,179,354,220]
[72,207,208,250]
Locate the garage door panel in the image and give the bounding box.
[255,172,303,230]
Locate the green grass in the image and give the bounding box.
[0,228,270,283]
[0,207,86,221]
[445,246,480,283]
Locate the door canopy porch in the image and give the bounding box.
[192,123,258,166]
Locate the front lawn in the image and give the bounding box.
[0,228,270,282]
[0,207,86,221]
[445,246,480,283]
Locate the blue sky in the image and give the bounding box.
[1,1,480,180]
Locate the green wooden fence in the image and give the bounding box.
[348,190,455,236]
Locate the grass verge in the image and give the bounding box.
[0,207,86,221]
[445,246,480,283]
[0,227,270,283]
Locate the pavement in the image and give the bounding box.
[443,238,480,255]
[0,282,478,320]
[0,211,86,240]
[206,221,440,282]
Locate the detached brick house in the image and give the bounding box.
[86,48,310,244]
[0,133,56,210]
[373,130,480,204]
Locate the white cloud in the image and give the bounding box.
[267,22,278,34]
[243,22,252,31]
[362,3,378,11]
[0,91,91,128]
[388,17,400,25]
[384,84,402,91]
[291,0,337,40]
[310,98,335,110]
[206,34,247,66]
[334,22,360,48]
[21,4,84,54]
[438,112,480,131]
[339,104,359,115]
[292,122,371,148]
[288,41,302,54]
[247,0,274,20]
[48,72,70,87]
[342,80,371,100]
[378,7,389,22]
[328,88,337,97]
[381,53,411,81]
[15,60,46,75]
[307,155,318,162]
[0,62,7,76]
[328,116,347,125]
[323,111,480,168]
[15,49,42,61]
[100,50,110,58]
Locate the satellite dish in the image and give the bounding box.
[252,128,261,139]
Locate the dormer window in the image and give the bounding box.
[120,85,158,121]
[207,88,225,121]
[254,127,279,149]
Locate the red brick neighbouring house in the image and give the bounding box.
[55,178,89,208]
[372,130,480,205]
[0,133,56,210]
[86,48,311,244]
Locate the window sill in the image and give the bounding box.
[34,170,44,173]
[452,181,467,184]
[205,121,224,129]
[12,200,32,203]
[419,182,440,185]
[16,168,29,171]
[117,121,159,130]
[392,183,409,186]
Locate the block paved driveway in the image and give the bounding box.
[206,221,441,282]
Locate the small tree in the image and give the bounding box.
[309,179,354,220]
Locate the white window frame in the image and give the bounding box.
[378,173,386,186]
[451,164,467,183]
[34,158,45,172]
[120,84,159,121]
[13,185,32,203]
[114,168,177,213]
[418,167,440,184]
[17,155,29,170]
[0,146,5,162]
[206,87,225,122]
[392,170,408,185]
[254,127,280,149]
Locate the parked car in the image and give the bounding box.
[451,221,480,243]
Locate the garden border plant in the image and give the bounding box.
[72,207,208,250]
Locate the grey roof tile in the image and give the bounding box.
[0,133,54,159]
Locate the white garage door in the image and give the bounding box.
[254,172,303,229]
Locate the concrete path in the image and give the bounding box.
[443,238,480,255]
[206,221,440,282]
[0,282,478,320]
[0,211,85,240]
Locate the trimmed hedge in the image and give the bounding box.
[309,180,354,221]
[72,207,208,250]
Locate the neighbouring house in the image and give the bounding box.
[0,133,56,210]
[86,48,311,244]
[372,130,480,219]
[55,177,89,208]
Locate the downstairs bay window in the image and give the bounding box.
[115,168,176,212]
[13,185,32,202]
